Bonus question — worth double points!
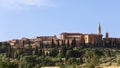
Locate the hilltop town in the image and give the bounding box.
[5,23,120,49]
[0,24,120,68]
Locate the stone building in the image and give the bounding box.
[60,32,83,46]
[103,32,120,47]
[33,35,57,48]
[84,34,102,44]
[59,23,103,46]
[9,39,22,48]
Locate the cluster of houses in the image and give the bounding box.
[5,24,120,48]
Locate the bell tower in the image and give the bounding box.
[98,23,101,34]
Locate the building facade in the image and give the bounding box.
[60,32,83,46]
[7,23,106,48]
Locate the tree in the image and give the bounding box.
[67,40,70,47]
[84,49,100,68]
[0,42,8,53]
[57,52,64,58]
[56,39,60,47]
[7,44,11,58]
[71,38,76,48]
[0,61,18,68]
[38,41,42,48]
[59,46,67,58]
[24,44,33,55]
[38,49,43,56]
[50,48,58,57]
[105,39,112,48]
[19,55,37,68]
[67,58,76,65]
[65,50,72,60]
[42,57,55,66]
[61,40,65,46]
[51,38,55,48]
[103,49,111,57]
[33,46,39,55]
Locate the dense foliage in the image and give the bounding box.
[0,41,120,68]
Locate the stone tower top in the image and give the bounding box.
[98,23,101,34]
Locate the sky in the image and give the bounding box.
[0,0,120,41]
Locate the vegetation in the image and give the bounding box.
[0,41,120,68]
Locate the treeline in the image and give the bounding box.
[0,41,120,68]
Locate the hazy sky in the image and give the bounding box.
[0,0,120,41]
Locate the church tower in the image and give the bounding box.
[98,23,101,34]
